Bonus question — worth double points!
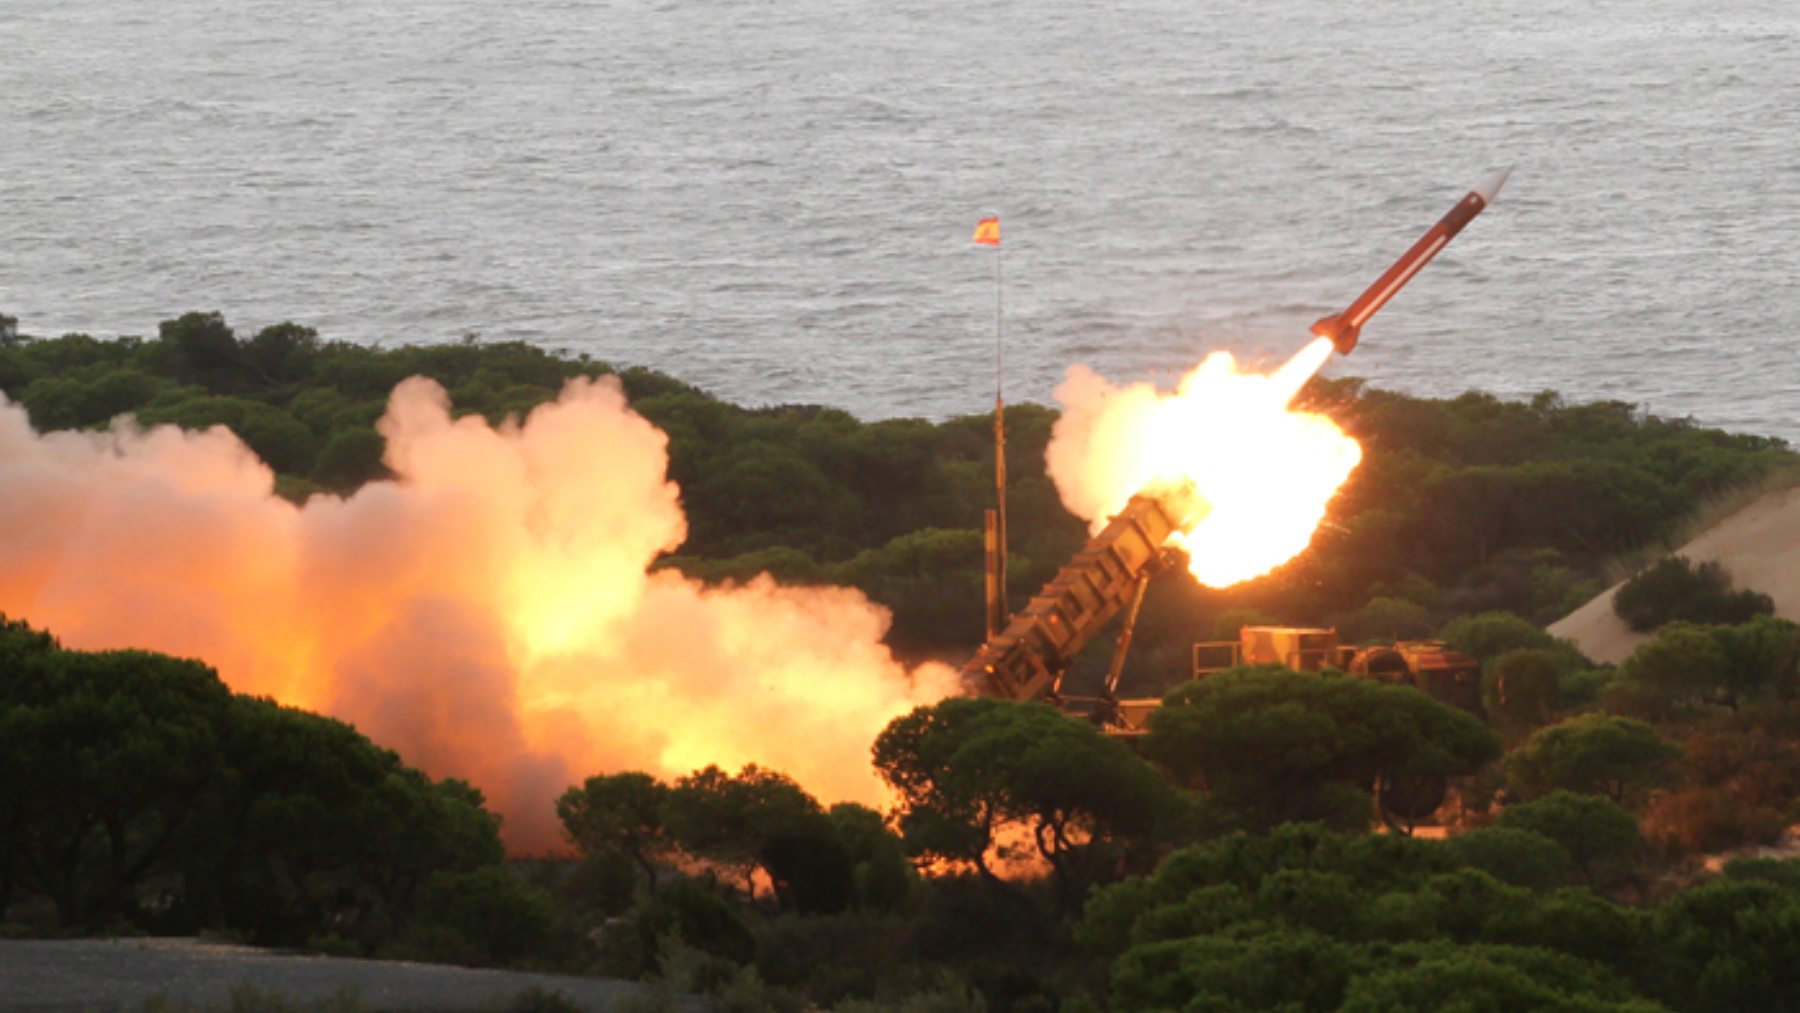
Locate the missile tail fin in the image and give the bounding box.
[1311,314,1360,356]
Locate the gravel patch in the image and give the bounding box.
[0,938,665,1012]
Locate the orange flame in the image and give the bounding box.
[1045,337,1361,587]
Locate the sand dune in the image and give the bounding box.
[1549,485,1800,665]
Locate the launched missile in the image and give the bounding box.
[1311,167,1512,355]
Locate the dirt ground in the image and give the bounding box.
[0,937,664,1012]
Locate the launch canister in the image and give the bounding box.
[1312,167,1512,356]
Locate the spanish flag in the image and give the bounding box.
[972,217,1000,246]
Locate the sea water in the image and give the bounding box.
[4,0,1797,442]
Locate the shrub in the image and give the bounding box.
[754,911,919,1004]
[635,878,756,968]
[564,849,641,917]
[1613,556,1774,632]
[1641,789,1788,856]
[310,427,389,490]
[412,867,556,965]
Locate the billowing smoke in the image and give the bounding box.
[1044,340,1362,588]
[0,377,956,851]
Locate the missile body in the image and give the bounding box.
[1313,167,1511,355]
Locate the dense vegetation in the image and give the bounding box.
[2,313,1791,669]
[1083,822,1800,1013]
[9,602,1800,1009]
[5,315,1800,1010]
[0,619,543,962]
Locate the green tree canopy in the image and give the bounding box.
[0,616,506,943]
[1712,615,1800,704]
[663,763,847,913]
[1338,942,1661,1013]
[827,802,914,911]
[1339,595,1438,643]
[556,771,673,888]
[1080,825,1660,1013]
[180,698,504,946]
[1143,666,1500,832]
[1483,648,1564,741]
[1614,622,1734,716]
[1495,792,1641,886]
[1440,612,1583,668]
[0,640,230,925]
[1648,875,1800,1013]
[1506,714,1681,805]
[874,698,1183,903]
[1445,827,1573,892]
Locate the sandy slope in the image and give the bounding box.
[1548,485,1800,665]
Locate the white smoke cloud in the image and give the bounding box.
[0,376,955,851]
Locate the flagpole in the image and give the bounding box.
[975,216,1009,640]
[992,231,1008,629]
[996,238,1004,402]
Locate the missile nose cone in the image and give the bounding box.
[1473,166,1513,205]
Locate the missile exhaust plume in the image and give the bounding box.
[1045,337,1360,588]
[0,378,956,852]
